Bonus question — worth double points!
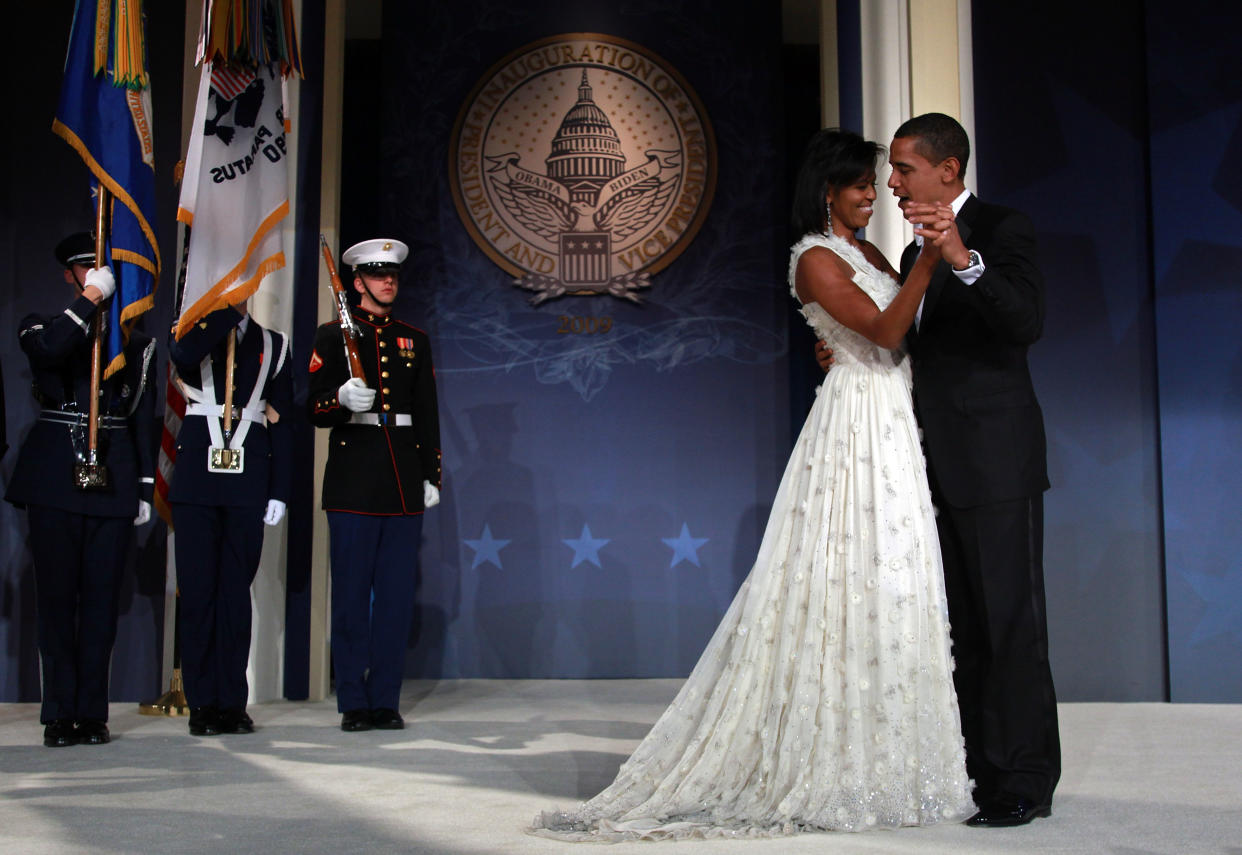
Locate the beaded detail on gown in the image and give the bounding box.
[530,232,973,841]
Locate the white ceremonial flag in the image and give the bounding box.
[175,61,291,337]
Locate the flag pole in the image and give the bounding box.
[74,186,111,490]
[139,587,190,716]
[140,210,194,718]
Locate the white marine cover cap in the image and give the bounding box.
[342,238,409,272]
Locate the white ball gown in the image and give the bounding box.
[531,232,974,841]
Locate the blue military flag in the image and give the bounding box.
[52,0,160,378]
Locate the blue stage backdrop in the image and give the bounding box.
[972,0,1242,702]
[373,1,789,677]
[1145,1,1242,702]
[971,1,1167,701]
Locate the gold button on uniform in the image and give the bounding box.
[381,371,389,378]
[379,341,386,348]
[381,387,390,395]
[382,403,391,411]
[381,355,388,363]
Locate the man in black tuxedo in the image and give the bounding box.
[888,113,1059,826]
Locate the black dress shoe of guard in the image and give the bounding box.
[188,706,222,736]
[219,708,255,734]
[966,796,1051,827]
[370,708,404,730]
[341,709,372,732]
[43,719,78,747]
[76,719,111,745]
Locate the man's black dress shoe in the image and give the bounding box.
[188,706,222,736]
[43,719,78,747]
[370,708,404,730]
[76,720,110,745]
[219,708,255,734]
[966,796,1051,827]
[341,709,372,732]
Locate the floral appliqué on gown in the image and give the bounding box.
[531,232,974,841]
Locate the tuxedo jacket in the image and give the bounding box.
[167,308,292,508]
[5,293,156,516]
[308,309,441,515]
[901,195,1050,509]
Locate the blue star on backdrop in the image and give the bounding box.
[1182,566,1242,646]
[662,523,709,568]
[563,524,610,568]
[464,524,511,570]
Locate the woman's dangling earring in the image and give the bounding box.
[824,199,833,234]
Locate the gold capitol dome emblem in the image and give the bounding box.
[449,33,716,305]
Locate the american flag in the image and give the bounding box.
[210,65,256,100]
[154,225,192,527]
[154,372,185,527]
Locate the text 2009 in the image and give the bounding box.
[557,316,613,334]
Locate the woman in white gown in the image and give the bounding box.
[531,129,974,841]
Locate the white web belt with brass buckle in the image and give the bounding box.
[180,328,273,476]
[349,413,412,426]
[208,446,245,473]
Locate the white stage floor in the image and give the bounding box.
[1,680,1239,854]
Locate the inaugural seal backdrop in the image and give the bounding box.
[449,33,716,305]
[372,1,788,679]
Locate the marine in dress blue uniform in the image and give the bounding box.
[168,304,292,736]
[4,232,156,747]
[307,238,441,732]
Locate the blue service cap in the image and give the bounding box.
[55,232,96,268]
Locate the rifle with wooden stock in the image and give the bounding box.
[319,234,366,381]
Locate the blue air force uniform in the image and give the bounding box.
[307,239,441,722]
[5,242,156,729]
[168,307,292,721]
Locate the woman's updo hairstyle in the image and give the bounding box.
[791,128,884,236]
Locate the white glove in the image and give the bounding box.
[263,499,286,526]
[133,499,151,526]
[423,481,440,508]
[85,265,116,300]
[337,378,375,413]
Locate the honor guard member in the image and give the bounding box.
[5,232,156,747]
[308,238,441,732]
[167,302,292,736]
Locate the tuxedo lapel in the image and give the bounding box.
[900,241,921,353]
[900,241,920,278]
